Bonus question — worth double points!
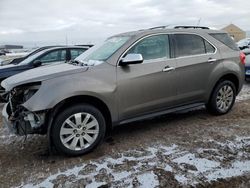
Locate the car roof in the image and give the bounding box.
[112,27,227,39]
[38,46,89,54]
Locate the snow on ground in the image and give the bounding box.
[21,84,250,187]
[1,83,250,187]
[236,83,250,101]
[21,136,250,187]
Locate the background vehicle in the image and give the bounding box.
[0,46,89,84]
[0,50,10,56]
[1,46,63,66]
[243,49,250,80]
[237,38,250,50]
[0,45,93,66]
[1,26,244,156]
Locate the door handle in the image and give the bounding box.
[207,58,217,63]
[163,66,175,72]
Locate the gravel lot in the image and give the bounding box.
[1,84,250,188]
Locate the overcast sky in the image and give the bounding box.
[0,0,250,47]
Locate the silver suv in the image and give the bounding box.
[1,26,245,156]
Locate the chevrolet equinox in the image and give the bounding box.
[1,26,245,156]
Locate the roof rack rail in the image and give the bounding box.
[174,26,210,29]
[148,25,170,30]
[75,44,94,48]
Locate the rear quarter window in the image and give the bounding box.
[209,33,239,51]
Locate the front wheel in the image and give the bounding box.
[51,104,106,156]
[206,80,236,115]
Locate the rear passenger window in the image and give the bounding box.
[175,34,203,57]
[127,35,170,61]
[175,34,212,57]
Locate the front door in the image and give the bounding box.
[117,34,177,120]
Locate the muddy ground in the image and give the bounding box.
[1,84,250,188]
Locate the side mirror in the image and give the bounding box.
[32,60,42,67]
[119,53,143,66]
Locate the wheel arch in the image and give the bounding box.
[46,95,113,143]
[207,73,240,103]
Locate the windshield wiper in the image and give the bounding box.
[69,59,80,65]
[69,60,88,66]
[69,59,95,67]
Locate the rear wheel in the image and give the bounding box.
[51,104,106,156]
[206,80,236,115]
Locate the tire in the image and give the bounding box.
[51,104,106,156]
[206,80,236,115]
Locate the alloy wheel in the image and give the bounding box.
[60,112,99,151]
[216,85,234,113]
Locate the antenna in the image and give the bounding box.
[197,18,201,26]
[65,34,68,46]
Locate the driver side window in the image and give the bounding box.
[38,50,67,64]
[127,34,170,62]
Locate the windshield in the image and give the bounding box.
[75,36,130,66]
[18,50,46,65]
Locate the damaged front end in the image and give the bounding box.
[2,82,46,136]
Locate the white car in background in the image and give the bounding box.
[237,38,250,50]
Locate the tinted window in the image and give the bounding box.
[175,34,206,57]
[127,35,170,61]
[38,50,67,64]
[204,40,216,53]
[210,33,239,51]
[71,49,86,59]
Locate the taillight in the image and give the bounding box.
[240,52,246,65]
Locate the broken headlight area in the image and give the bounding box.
[9,82,41,106]
[6,82,45,135]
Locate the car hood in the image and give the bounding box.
[2,63,89,91]
[0,63,19,70]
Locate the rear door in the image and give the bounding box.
[173,33,221,104]
[117,34,177,120]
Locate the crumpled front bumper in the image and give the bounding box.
[2,103,16,134]
[2,102,46,135]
